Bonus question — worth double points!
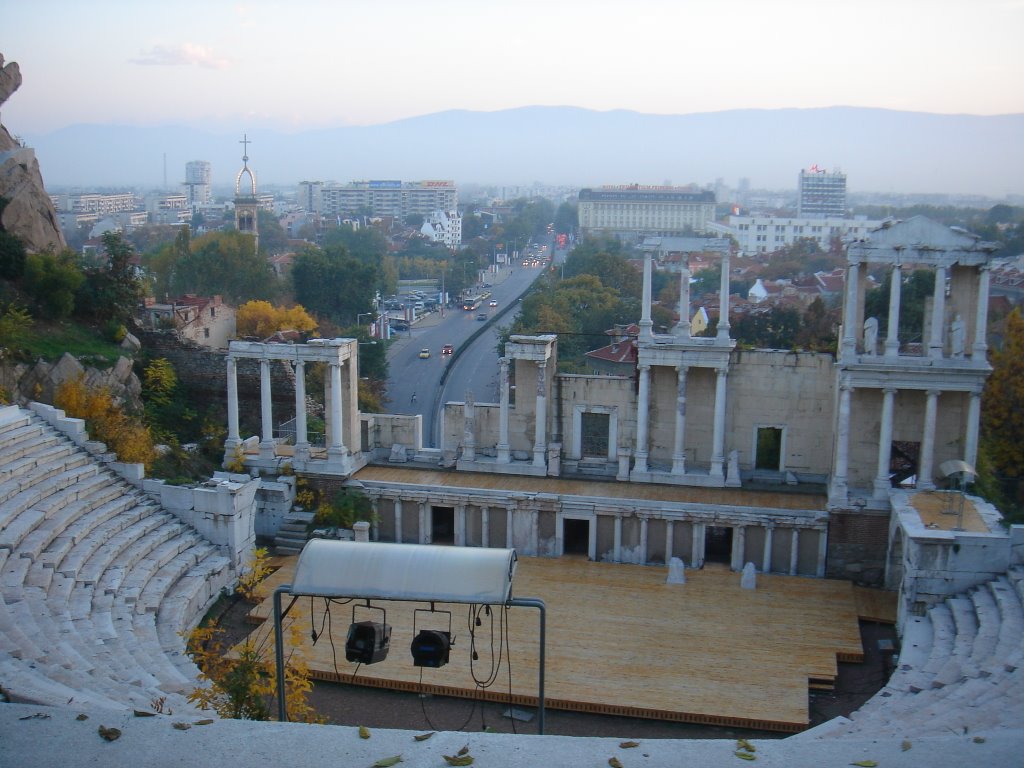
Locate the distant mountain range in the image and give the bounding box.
[19,106,1024,198]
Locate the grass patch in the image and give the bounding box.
[22,320,124,367]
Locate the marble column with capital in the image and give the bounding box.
[710,367,728,478]
[965,389,982,469]
[532,361,547,468]
[873,387,897,499]
[225,356,240,456]
[972,265,991,359]
[918,390,940,490]
[671,365,688,475]
[717,250,732,341]
[884,264,903,358]
[497,357,511,463]
[634,364,651,474]
[258,358,275,460]
[327,361,347,463]
[928,265,947,359]
[841,261,860,356]
[674,267,691,338]
[829,380,853,504]
[293,359,310,462]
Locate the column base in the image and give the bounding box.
[293,442,310,463]
[258,440,276,461]
[634,451,649,474]
[496,445,510,464]
[710,455,724,478]
[532,446,546,468]
[872,477,892,500]
[671,455,686,475]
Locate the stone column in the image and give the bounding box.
[225,356,240,452]
[393,498,403,544]
[481,505,490,548]
[763,526,774,573]
[497,358,511,463]
[972,265,990,359]
[530,508,539,555]
[462,391,476,462]
[674,267,691,338]
[717,249,731,341]
[816,529,828,578]
[293,359,309,462]
[884,264,903,358]
[918,390,940,491]
[455,503,466,547]
[418,501,427,544]
[505,504,515,549]
[829,379,852,504]
[327,362,346,461]
[664,520,674,563]
[928,265,947,359]
[634,364,651,474]
[639,252,654,343]
[710,367,728,479]
[533,361,547,468]
[258,358,275,460]
[731,525,745,571]
[639,516,649,566]
[841,261,859,356]
[613,515,622,562]
[873,387,896,499]
[789,529,800,575]
[671,365,688,475]
[691,522,705,569]
[965,389,982,469]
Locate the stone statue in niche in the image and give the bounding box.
[950,314,965,358]
[863,317,879,355]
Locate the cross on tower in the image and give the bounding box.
[240,133,251,163]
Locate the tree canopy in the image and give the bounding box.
[236,300,317,339]
[290,244,378,326]
[168,230,278,303]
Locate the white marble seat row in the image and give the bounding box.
[821,570,1024,738]
[0,409,235,716]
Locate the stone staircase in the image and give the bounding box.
[273,509,315,554]
[0,405,234,714]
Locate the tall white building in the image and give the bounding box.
[184,160,212,206]
[798,166,847,218]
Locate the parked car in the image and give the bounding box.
[441,344,454,355]
[418,347,431,358]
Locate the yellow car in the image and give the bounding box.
[418,348,431,359]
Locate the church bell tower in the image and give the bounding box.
[234,134,259,252]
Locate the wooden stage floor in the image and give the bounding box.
[243,555,881,732]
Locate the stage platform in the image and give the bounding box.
[243,555,889,732]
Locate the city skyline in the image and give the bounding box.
[5,0,1023,137]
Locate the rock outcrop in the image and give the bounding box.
[0,52,65,253]
[0,352,142,411]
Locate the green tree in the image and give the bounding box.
[554,201,577,235]
[256,209,289,255]
[76,232,145,323]
[172,230,277,303]
[979,308,1024,523]
[321,226,387,265]
[864,269,934,344]
[0,304,32,351]
[23,250,85,319]
[291,244,377,326]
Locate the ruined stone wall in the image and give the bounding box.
[826,509,889,586]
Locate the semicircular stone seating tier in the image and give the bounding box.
[0,406,232,715]
[808,566,1024,738]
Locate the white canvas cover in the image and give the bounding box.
[289,539,518,604]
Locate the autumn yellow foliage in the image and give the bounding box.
[54,375,156,469]
[236,300,317,339]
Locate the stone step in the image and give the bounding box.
[18,481,127,562]
[0,457,93,526]
[0,437,67,480]
[47,502,156,583]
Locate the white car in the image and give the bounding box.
[489,300,498,307]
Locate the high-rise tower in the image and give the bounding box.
[797,165,846,218]
[184,160,211,206]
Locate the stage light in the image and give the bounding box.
[411,605,453,668]
[411,629,451,668]
[345,603,391,665]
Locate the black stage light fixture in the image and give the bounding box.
[411,629,451,668]
[345,603,391,665]
[410,605,453,668]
